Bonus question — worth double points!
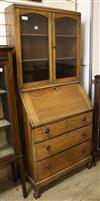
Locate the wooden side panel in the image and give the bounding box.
[94,75,100,151]
[22,101,36,180]
[7,50,21,153]
[5,5,16,46]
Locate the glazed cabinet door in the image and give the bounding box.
[16,9,52,89]
[0,62,14,159]
[52,13,80,83]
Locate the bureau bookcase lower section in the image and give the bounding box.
[22,106,93,198]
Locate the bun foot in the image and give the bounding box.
[92,160,96,167]
[34,191,41,199]
[87,161,92,169]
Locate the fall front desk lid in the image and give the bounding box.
[21,83,92,127]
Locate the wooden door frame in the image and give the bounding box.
[16,8,52,90]
[52,12,81,84]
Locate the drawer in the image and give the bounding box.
[68,112,92,132]
[33,119,67,143]
[33,112,92,143]
[35,125,92,161]
[37,141,91,181]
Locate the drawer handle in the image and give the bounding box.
[82,116,86,122]
[45,128,50,134]
[47,163,52,169]
[46,145,51,151]
[82,132,86,137]
[81,149,85,154]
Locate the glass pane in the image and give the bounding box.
[0,65,14,158]
[23,60,49,83]
[20,13,49,83]
[55,17,77,79]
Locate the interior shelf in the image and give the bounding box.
[22,57,75,62]
[21,34,76,41]
[56,57,76,60]
[0,58,8,61]
[21,34,76,38]
[23,58,48,62]
[0,88,7,94]
[0,119,11,128]
[56,35,76,38]
[0,145,14,158]
[21,33,48,37]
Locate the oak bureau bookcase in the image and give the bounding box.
[6,4,93,199]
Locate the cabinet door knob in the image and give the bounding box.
[46,145,51,151]
[47,163,52,169]
[82,116,86,122]
[45,128,50,134]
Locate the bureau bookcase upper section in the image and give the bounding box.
[5,4,81,90]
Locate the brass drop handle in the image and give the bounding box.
[45,128,50,134]
[46,145,51,151]
[82,116,86,122]
[47,163,52,169]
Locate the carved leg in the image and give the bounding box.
[19,157,27,198]
[92,161,96,167]
[92,154,96,167]
[11,162,18,182]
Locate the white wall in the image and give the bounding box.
[0,0,75,44]
[77,0,100,100]
[0,0,75,10]
[91,0,100,102]
[92,0,100,79]
[77,0,91,94]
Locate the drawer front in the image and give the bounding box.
[68,112,92,132]
[35,125,92,161]
[33,119,67,143]
[33,112,92,143]
[37,141,91,181]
